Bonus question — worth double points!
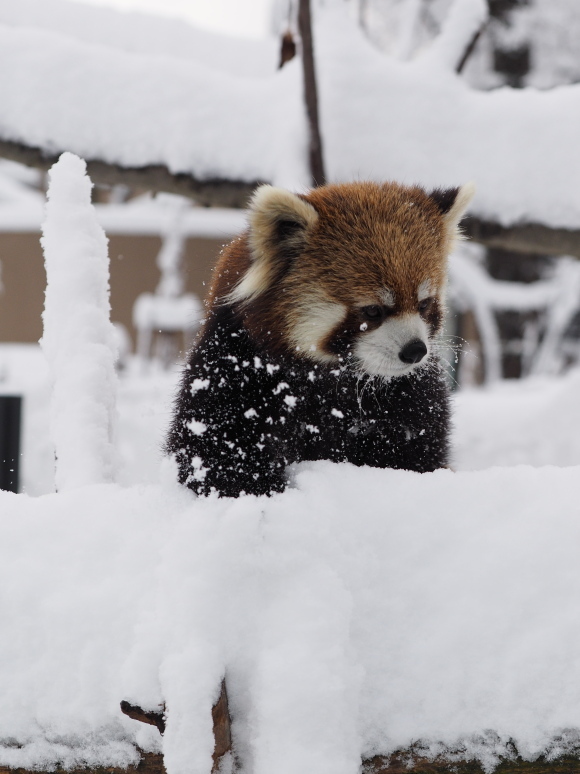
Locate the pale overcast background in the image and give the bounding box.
[67,0,274,37]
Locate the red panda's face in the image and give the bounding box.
[228,181,474,379]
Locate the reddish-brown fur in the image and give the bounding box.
[208,182,450,358]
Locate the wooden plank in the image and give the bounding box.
[364,753,580,774]
[2,749,580,774]
[0,751,165,774]
[119,679,232,773]
[0,139,260,209]
[211,680,232,768]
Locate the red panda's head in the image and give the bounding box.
[227,181,474,379]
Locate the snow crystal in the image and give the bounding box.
[187,420,207,436]
[191,378,210,394]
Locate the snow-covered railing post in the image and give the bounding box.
[450,245,580,381]
[40,152,118,491]
[133,202,202,369]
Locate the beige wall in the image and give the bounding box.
[0,232,226,347]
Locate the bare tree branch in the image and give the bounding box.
[456,21,487,74]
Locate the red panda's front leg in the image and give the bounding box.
[167,309,289,498]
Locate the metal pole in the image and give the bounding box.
[298,0,326,187]
[0,395,22,493]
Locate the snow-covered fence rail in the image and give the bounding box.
[5,133,580,259]
[450,246,580,382]
[2,0,580,256]
[2,466,580,774]
[0,137,260,209]
[463,216,580,261]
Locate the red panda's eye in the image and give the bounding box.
[361,305,383,320]
[419,297,433,313]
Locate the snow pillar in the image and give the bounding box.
[41,152,118,491]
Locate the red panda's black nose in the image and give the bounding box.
[399,339,427,364]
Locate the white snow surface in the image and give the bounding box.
[2,0,580,226]
[0,18,308,189]
[0,0,278,78]
[40,153,118,490]
[318,3,580,228]
[453,367,580,469]
[1,462,580,774]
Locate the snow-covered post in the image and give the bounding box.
[40,152,118,491]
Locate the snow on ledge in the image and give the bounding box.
[0,23,308,190]
[2,2,580,228]
[0,0,278,78]
[319,5,580,230]
[1,463,579,774]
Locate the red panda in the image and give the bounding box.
[167,181,474,498]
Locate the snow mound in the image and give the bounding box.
[1,463,580,774]
[0,23,308,189]
[0,0,278,78]
[453,367,580,469]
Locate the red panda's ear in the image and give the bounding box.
[430,182,475,250]
[229,186,318,305]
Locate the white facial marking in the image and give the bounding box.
[289,299,346,363]
[227,260,272,304]
[418,279,435,302]
[353,313,430,378]
[380,288,395,307]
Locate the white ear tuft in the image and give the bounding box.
[229,186,318,305]
[249,185,319,235]
[441,181,475,250]
[444,181,475,230]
